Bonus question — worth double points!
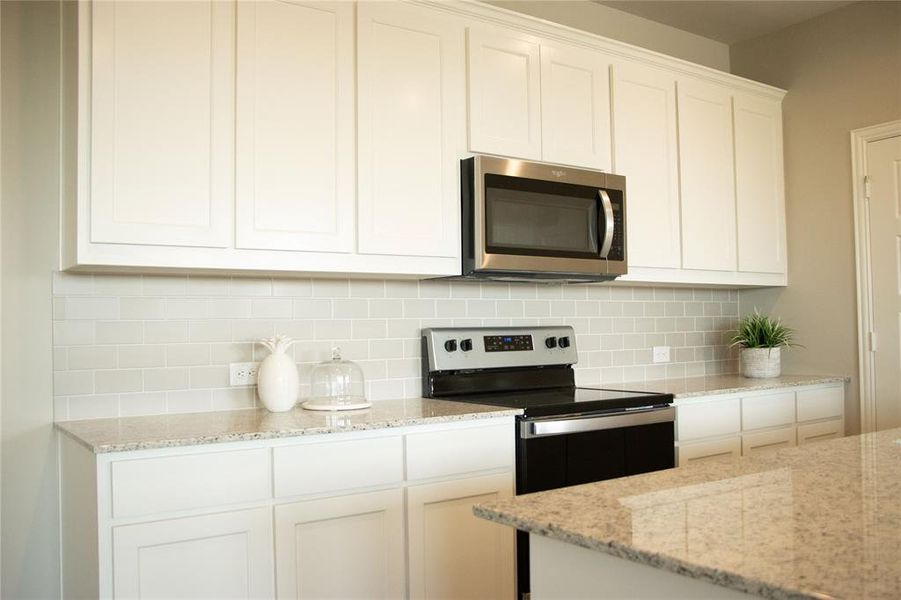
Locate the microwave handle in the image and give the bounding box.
[598,190,615,258]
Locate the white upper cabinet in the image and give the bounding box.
[612,62,681,269]
[467,27,542,160]
[677,79,737,271]
[734,94,787,274]
[357,2,465,258]
[89,0,234,248]
[539,43,612,171]
[235,0,354,253]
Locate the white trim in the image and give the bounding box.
[851,119,901,433]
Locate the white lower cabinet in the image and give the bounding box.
[675,383,845,466]
[113,508,275,599]
[274,489,405,599]
[60,418,515,599]
[677,436,742,464]
[407,473,515,599]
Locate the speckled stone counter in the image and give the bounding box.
[56,398,521,453]
[476,427,901,599]
[619,373,848,399]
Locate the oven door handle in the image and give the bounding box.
[598,189,615,259]
[521,405,674,439]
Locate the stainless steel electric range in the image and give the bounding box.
[421,326,675,599]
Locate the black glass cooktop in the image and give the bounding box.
[441,387,673,418]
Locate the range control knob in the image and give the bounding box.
[444,339,457,352]
[558,336,571,348]
[460,338,473,352]
[545,336,557,349]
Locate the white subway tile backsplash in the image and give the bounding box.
[51,273,739,420]
[118,345,166,368]
[95,369,143,393]
[68,346,118,370]
[95,321,143,344]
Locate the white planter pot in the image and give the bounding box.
[257,352,299,412]
[740,347,782,378]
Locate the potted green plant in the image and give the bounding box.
[730,311,798,378]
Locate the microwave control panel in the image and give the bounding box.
[604,189,625,262]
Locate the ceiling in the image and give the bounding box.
[596,1,857,44]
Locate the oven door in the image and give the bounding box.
[514,406,675,598]
[468,155,626,278]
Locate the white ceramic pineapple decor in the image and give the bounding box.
[257,334,300,412]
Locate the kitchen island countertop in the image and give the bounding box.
[56,397,521,453]
[475,426,901,599]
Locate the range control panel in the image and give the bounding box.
[423,326,578,372]
[484,334,534,352]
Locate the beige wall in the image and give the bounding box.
[731,1,901,435]
[1,1,62,597]
[484,1,730,71]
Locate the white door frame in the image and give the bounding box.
[851,119,901,433]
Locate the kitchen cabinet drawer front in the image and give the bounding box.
[111,448,271,519]
[677,437,741,465]
[676,398,741,441]
[797,386,844,422]
[113,507,274,599]
[742,426,796,457]
[274,436,403,498]
[275,489,405,599]
[405,424,513,481]
[742,392,795,431]
[798,418,844,445]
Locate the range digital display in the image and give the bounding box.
[484,334,533,352]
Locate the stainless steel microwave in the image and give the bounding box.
[457,155,627,283]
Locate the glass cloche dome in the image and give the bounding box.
[301,347,370,411]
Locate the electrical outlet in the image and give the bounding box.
[229,362,260,386]
[652,346,671,364]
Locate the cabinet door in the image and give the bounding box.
[407,473,515,600]
[274,489,405,599]
[797,419,844,445]
[677,79,737,271]
[357,2,464,258]
[734,94,786,273]
[612,62,681,268]
[90,1,234,248]
[235,1,354,252]
[113,508,274,599]
[467,27,541,159]
[539,43,612,170]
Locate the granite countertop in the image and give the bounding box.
[618,373,848,399]
[476,427,901,600]
[56,398,521,454]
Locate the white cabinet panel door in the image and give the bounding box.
[734,94,786,274]
[357,2,464,258]
[90,1,234,248]
[407,473,515,600]
[677,79,737,271]
[467,27,541,159]
[274,489,405,599]
[612,62,681,268]
[236,1,354,252]
[539,43,612,170]
[113,508,274,599]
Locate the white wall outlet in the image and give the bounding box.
[229,362,260,386]
[652,346,671,364]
